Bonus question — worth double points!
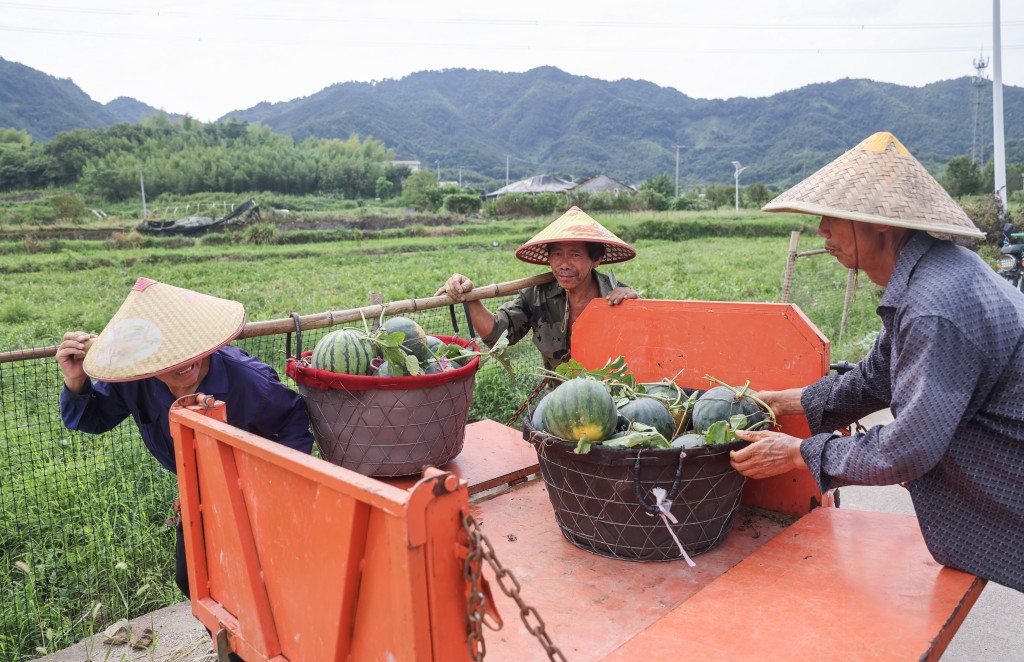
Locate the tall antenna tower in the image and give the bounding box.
[972,50,990,165]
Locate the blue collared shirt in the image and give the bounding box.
[60,345,314,473]
[800,232,1024,592]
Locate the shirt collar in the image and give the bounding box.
[198,350,229,394]
[878,232,934,312]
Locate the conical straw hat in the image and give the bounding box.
[515,206,637,265]
[84,277,246,382]
[762,132,984,239]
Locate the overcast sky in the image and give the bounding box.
[2,1,1022,123]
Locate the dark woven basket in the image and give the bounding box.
[286,336,478,477]
[524,418,749,562]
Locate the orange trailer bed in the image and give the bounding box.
[169,299,983,660]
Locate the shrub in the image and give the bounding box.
[961,194,1013,246]
[110,230,145,250]
[442,193,481,215]
[243,222,278,245]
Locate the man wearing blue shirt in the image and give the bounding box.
[730,132,1024,594]
[57,278,314,602]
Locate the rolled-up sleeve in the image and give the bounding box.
[482,293,533,347]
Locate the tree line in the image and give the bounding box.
[0,116,410,202]
[1,116,1021,218]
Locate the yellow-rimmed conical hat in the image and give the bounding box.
[762,132,984,239]
[515,206,637,265]
[83,277,246,382]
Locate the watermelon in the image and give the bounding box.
[382,316,431,362]
[376,359,412,377]
[425,335,445,356]
[448,344,474,367]
[310,328,375,375]
[541,378,618,443]
[531,392,551,431]
[421,359,444,374]
[671,433,707,449]
[691,386,766,433]
[642,383,702,432]
[619,397,676,440]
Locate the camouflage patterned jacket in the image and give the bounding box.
[481,271,626,370]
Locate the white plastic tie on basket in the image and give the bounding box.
[650,487,696,567]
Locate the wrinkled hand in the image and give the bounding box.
[435,273,474,302]
[606,286,639,306]
[750,388,805,420]
[56,331,96,394]
[730,428,807,479]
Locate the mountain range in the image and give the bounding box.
[2,56,1022,188]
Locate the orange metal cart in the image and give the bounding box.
[170,300,984,661]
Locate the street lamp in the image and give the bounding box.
[731,161,748,212]
[674,145,684,198]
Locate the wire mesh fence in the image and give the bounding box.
[0,297,543,661]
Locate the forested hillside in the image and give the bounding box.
[1,57,1023,189]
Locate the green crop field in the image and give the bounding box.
[1,210,884,360]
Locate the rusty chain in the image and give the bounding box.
[504,377,556,428]
[462,513,567,661]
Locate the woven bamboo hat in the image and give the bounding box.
[515,206,637,265]
[83,277,246,382]
[762,132,984,239]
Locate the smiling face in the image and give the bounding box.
[155,356,211,398]
[547,241,601,292]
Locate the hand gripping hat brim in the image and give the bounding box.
[515,206,637,265]
[83,277,246,382]
[762,132,984,239]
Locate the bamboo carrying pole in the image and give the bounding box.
[0,273,556,364]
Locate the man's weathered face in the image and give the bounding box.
[547,241,600,292]
[818,216,860,269]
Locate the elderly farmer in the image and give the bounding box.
[57,277,314,601]
[730,132,1024,593]
[436,206,639,370]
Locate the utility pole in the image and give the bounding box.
[992,0,1007,206]
[458,166,463,187]
[139,168,147,219]
[971,51,989,165]
[731,161,747,212]
[675,145,680,197]
[506,155,510,186]
[435,160,440,180]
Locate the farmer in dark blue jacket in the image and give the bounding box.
[57,277,314,602]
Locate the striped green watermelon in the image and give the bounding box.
[541,378,618,442]
[382,316,431,362]
[311,328,375,375]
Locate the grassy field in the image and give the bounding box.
[0,209,883,360]
[0,208,907,660]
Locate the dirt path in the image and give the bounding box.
[31,601,212,662]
